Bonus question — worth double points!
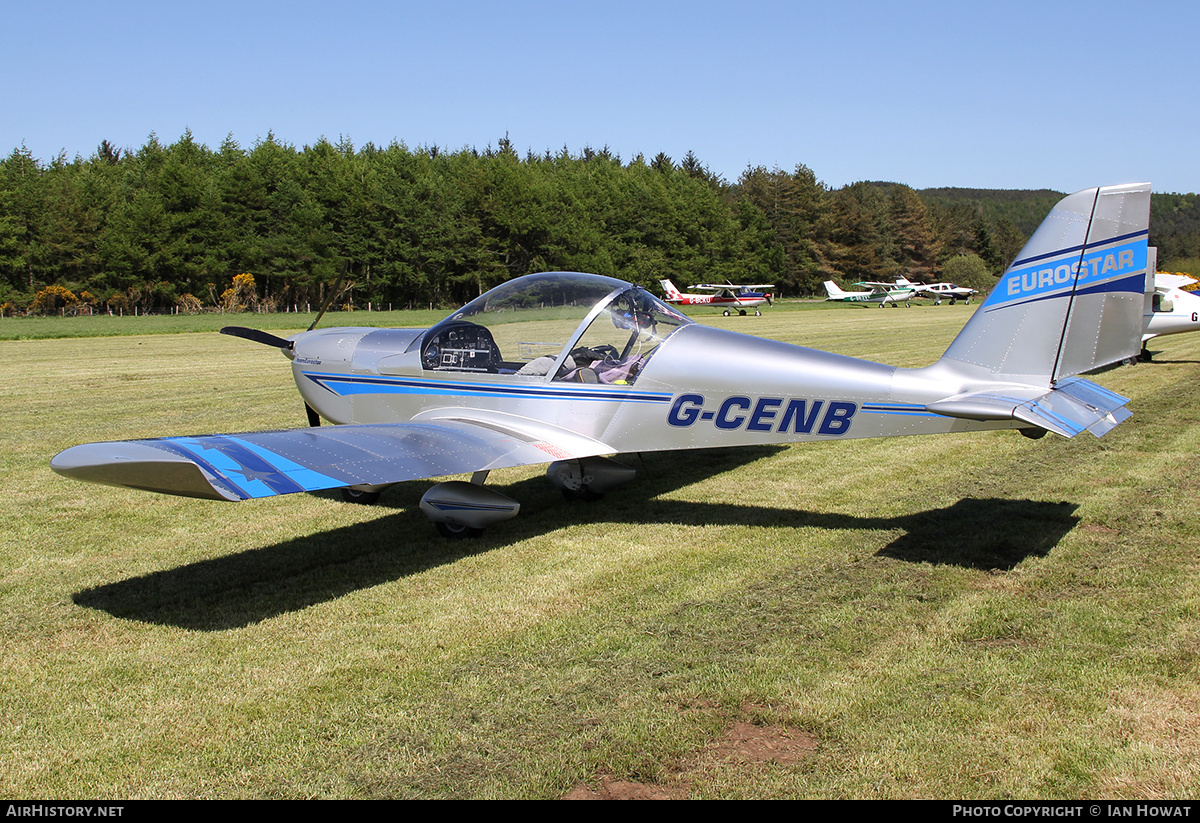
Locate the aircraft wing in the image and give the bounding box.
[925,376,1131,438]
[50,414,615,501]
[1156,272,1198,290]
[855,281,906,293]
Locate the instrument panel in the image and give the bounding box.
[421,323,499,372]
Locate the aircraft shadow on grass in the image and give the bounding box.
[73,446,1080,630]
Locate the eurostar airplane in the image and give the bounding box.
[53,184,1152,538]
[659,280,774,316]
[823,280,917,307]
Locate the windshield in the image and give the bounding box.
[412,271,692,384]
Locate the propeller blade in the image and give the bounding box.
[305,403,321,428]
[220,326,294,350]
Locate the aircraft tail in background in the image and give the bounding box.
[823,281,847,299]
[659,280,684,300]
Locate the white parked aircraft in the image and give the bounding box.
[660,280,774,316]
[1142,265,1200,358]
[823,280,916,307]
[897,278,979,304]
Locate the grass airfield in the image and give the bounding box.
[3,301,1199,799]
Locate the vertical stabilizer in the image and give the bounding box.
[940,183,1151,385]
[823,281,846,298]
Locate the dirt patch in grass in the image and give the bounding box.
[701,721,819,766]
[564,716,818,799]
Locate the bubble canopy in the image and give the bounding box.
[409,271,693,384]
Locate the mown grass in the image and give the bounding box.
[3,302,1198,798]
[0,295,841,341]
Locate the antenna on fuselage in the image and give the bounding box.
[308,260,352,332]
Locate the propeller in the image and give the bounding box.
[220,260,353,430]
[219,326,294,349]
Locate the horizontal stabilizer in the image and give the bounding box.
[51,417,615,501]
[925,376,1130,439]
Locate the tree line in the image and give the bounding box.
[2,132,1195,315]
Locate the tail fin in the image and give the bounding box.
[659,280,682,300]
[823,281,846,299]
[940,183,1151,385]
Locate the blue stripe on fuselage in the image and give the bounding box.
[302,372,672,404]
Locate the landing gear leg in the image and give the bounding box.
[547,457,636,502]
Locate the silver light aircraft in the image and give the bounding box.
[52,183,1152,537]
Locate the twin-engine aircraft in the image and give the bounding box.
[659,280,774,315]
[52,184,1153,537]
[823,280,917,307]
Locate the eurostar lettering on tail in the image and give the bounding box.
[997,238,1147,305]
[53,183,1152,538]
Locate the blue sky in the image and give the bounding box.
[3,0,1196,193]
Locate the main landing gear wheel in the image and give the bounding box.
[435,521,483,539]
[561,487,605,503]
[341,487,381,505]
[754,309,761,316]
[723,309,731,316]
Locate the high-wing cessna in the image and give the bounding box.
[660,280,774,315]
[1141,258,1200,358]
[53,184,1152,538]
[896,278,979,305]
[823,280,917,307]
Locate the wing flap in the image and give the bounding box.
[51,417,615,501]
